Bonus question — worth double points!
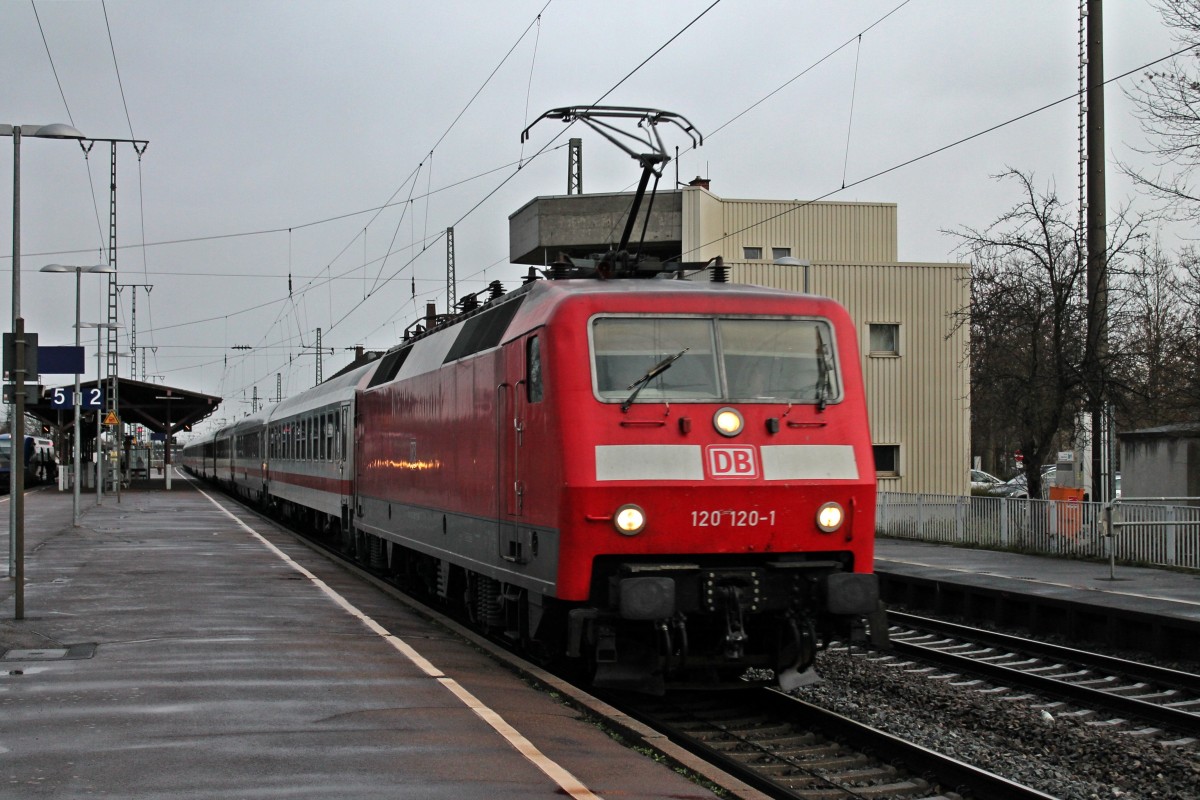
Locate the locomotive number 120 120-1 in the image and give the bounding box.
[691,509,777,527]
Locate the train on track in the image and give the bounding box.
[183,107,883,692]
[0,433,58,491]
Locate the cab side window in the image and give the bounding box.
[527,336,543,403]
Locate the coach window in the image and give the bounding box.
[332,414,341,460]
[313,416,321,461]
[326,414,336,460]
[527,336,543,403]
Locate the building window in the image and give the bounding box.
[771,247,791,260]
[873,444,900,477]
[742,246,763,260]
[869,323,900,356]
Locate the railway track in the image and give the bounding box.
[621,688,1055,800]
[880,610,1200,744]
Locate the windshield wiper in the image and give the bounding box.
[622,348,688,412]
[815,330,832,412]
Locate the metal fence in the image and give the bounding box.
[876,492,1200,570]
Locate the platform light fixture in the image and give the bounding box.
[3,122,87,620]
[40,264,115,527]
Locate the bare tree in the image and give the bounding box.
[952,170,1145,498]
[1109,240,1193,429]
[1122,0,1200,219]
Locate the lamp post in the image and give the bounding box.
[155,394,183,490]
[2,122,87,620]
[111,351,133,503]
[79,322,119,504]
[40,264,115,526]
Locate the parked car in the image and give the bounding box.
[990,465,1056,499]
[970,469,1003,492]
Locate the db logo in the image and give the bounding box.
[705,445,759,479]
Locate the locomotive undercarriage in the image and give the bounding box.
[569,557,882,693]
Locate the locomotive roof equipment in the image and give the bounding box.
[522,106,702,278]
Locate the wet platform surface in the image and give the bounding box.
[0,478,761,799]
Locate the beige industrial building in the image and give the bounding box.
[510,184,970,495]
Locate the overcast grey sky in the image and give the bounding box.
[0,0,1185,430]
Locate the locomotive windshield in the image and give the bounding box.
[591,316,840,404]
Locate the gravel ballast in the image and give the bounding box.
[797,648,1200,799]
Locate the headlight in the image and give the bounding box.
[816,501,844,533]
[614,504,646,535]
[713,407,744,437]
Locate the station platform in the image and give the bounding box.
[0,478,765,800]
[876,537,1200,662]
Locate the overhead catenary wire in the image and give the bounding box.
[29,0,110,266]
[37,3,1180,410]
[674,42,1200,268]
[216,3,721,402]
[842,34,862,189]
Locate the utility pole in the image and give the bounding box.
[568,137,582,194]
[315,328,323,385]
[79,135,148,502]
[446,227,456,312]
[1085,0,1110,503]
[118,283,152,380]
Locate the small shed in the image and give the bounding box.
[1118,422,1200,500]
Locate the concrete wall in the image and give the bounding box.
[509,192,682,264]
[1120,430,1200,500]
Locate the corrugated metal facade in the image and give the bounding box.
[724,200,897,264]
[682,189,970,495]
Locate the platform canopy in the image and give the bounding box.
[29,377,221,438]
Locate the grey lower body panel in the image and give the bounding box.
[355,494,559,597]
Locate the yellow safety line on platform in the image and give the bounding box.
[196,484,604,800]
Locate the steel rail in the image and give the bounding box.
[622,687,1056,800]
[888,611,1200,735]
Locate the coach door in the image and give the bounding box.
[498,336,532,564]
[339,403,352,528]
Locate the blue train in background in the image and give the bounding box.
[0,434,58,492]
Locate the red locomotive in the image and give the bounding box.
[184,108,882,692]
